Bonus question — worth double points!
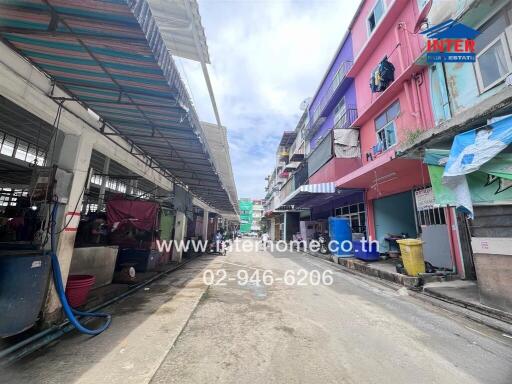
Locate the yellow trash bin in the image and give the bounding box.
[396,239,425,276]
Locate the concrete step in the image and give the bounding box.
[305,250,422,288]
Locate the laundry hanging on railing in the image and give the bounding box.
[370,57,395,93]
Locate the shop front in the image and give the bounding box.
[0,106,180,337]
[280,182,364,243]
[372,191,418,253]
[336,152,431,255]
[424,117,512,312]
[263,211,282,241]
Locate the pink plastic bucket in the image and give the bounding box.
[65,275,96,308]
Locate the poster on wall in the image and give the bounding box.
[428,118,512,216]
[414,187,438,210]
[425,146,512,211]
[427,163,512,207]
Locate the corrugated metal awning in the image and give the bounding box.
[0,0,235,212]
[146,0,210,63]
[280,182,338,208]
[200,122,238,213]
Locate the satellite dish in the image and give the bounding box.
[299,97,312,111]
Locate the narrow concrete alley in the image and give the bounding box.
[3,241,512,384]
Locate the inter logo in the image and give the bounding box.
[421,19,480,63]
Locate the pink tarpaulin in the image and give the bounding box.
[106,199,159,232]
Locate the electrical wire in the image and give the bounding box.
[33,101,64,247]
[47,102,63,167]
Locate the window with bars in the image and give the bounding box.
[0,130,46,165]
[89,169,154,202]
[84,203,99,214]
[0,188,28,208]
[92,174,128,193]
[106,178,116,190]
[0,134,15,157]
[335,202,366,233]
[417,207,446,226]
[116,183,127,193]
[90,174,103,185]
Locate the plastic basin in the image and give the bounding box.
[353,240,380,261]
[65,274,96,308]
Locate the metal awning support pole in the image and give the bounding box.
[202,209,209,241]
[182,1,221,128]
[182,0,238,214]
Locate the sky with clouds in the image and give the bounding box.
[176,0,359,200]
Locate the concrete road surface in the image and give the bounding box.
[3,240,512,384]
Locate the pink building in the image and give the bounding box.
[336,0,458,267]
[350,0,435,163]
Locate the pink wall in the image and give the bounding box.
[358,76,434,166]
[365,161,429,200]
[309,157,362,184]
[351,0,435,165]
[363,160,429,241]
[351,0,391,58]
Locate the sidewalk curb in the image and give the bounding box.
[422,287,512,326]
[410,290,512,335]
[335,256,422,289]
[301,250,512,335]
[303,250,421,288]
[148,285,210,384]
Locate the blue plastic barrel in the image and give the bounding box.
[0,250,51,337]
[328,217,352,257]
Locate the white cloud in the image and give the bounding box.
[177,0,358,199]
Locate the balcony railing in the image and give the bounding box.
[307,126,361,177]
[307,60,353,137]
[333,106,358,129]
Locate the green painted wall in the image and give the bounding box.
[373,192,417,252]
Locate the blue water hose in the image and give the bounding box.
[50,203,111,335]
